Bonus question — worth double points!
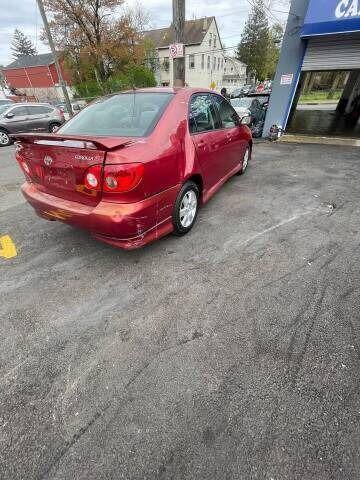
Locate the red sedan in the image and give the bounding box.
[14,88,252,249]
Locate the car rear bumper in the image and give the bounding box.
[21,182,180,249]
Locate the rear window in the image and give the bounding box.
[59,92,173,137]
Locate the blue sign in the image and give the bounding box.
[302,0,360,36]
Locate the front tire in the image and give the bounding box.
[0,129,11,147]
[173,181,199,236]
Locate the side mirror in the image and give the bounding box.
[241,115,252,125]
[5,112,14,119]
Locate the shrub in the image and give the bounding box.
[74,64,157,99]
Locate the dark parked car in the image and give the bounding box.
[247,93,270,108]
[0,102,65,147]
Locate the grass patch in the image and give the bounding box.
[299,90,342,104]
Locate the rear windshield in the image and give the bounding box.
[59,92,173,137]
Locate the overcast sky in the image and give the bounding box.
[0,0,289,66]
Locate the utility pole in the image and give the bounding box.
[172,0,185,87]
[36,0,73,117]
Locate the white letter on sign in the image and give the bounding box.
[335,0,350,17]
[344,0,358,16]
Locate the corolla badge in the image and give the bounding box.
[44,155,53,166]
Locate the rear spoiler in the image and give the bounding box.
[11,133,135,151]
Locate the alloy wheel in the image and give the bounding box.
[179,190,198,228]
[0,131,10,146]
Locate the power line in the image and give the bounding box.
[244,0,283,25]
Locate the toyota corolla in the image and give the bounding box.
[14,88,252,249]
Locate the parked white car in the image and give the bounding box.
[230,97,252,118]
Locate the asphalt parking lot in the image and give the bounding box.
[1,141,360,480]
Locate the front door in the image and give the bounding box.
[189,93,225,189]
[3,105,30,133]
[211,94,248,172]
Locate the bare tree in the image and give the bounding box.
[42,0,149,84]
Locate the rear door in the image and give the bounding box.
[189,93,225,188]
[26,105,54,131]
[211,94,248,171]
[3,106,30,133]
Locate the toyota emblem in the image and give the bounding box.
[44,155,53,166]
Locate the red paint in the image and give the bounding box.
[15,88,252,249]
[3,58,71,89]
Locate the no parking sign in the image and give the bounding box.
[169,43,184,58]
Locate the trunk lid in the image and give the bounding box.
[14,133,134,206]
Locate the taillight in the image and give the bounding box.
[103,163,144,193]
[84,165,102,191]
[82,163,144,194]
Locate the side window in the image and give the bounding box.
[189,94,219,134]
[28,106,52,115]
[212,95,239,129]
[10,106,29,117]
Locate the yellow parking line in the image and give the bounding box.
[0,235,17,259]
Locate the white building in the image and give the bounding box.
[223,57,247,88]
[144,17,226,89]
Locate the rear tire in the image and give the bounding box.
[49,122,61,133]
[0,129,11,147]
[172,181,200,236]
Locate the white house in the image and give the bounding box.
[223,57,247,88]
[144,17,226,89]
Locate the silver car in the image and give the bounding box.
[0,102,65,147]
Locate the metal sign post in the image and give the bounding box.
[36,0,73,117]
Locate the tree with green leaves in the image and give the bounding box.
[11,29,37,59]
[267,23,284,79]
[236,0,283,81]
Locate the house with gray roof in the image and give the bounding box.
[144,17,226,89]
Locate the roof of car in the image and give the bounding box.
[6,102,52,106]
[107,87,218,96]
